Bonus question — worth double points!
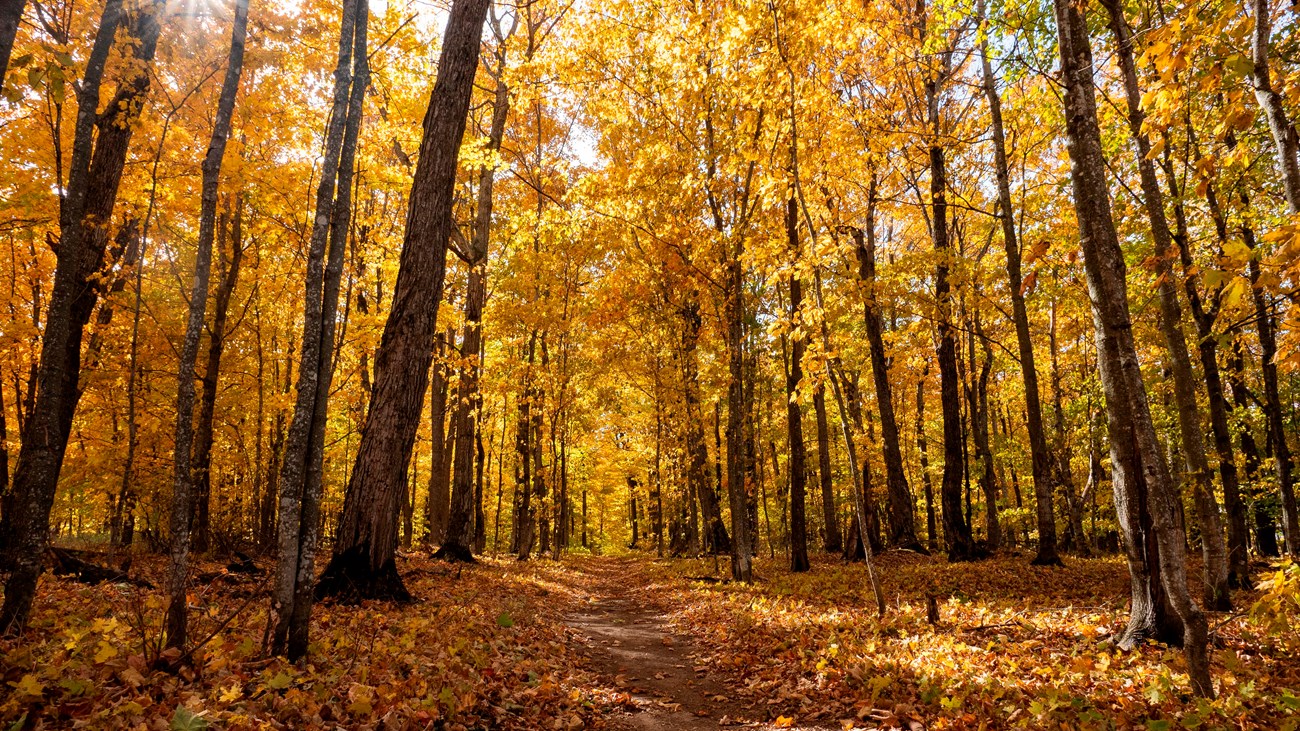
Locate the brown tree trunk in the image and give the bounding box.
[317,0,491,598]
[725,252,753,581]
[0,0,162,635]
[1053,0,1213,695]
[1171,136,1250,587]
[978,11,1059,564]
[814,384,841,553]
[192,200,246,555]
[848,189,921,551]
[0,0,25,92]
[785,198,810,573]
[928,83,978,562]
[437,33,511,560]
[916,377,938,552]
[971,317,999,549]
[681,295,730,553]
[424,332,452,545]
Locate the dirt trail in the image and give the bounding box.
[565,558,831,731]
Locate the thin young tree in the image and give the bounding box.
[784,196,810,573]
[165,0,251,650]
[977,3,1059,565]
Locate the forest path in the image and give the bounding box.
[565,557,832,731]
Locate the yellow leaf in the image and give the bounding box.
[94,640,119,664]
[14,673,44,698]
[774,716,795,728]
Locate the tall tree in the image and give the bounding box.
[925,45,978,562]
[437,7,517,561]
[1101,0,1230,609]
[977,5,1059,565]
[1052,0,1212,696]
[166,0,250,649]
[848,181,922,551]
[0,0,164,634]
[785,196,810,573]
[317,0,492,597]
[272,0,368,658]
[192,200,247,554]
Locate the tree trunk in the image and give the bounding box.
[192,200,246,555]
[437,43,510,561]
[272,0,368,658]
[0,0,26,93]
[814,384,840,553]
[916,377,938,552]
[1172,136,1250,587]
[785,198,810,573]
[425,334,451,545]
[978,13,1059,564]
[1053,0,1213,695]
[725,254,753,581]
[317,0,491,598]
[681,295,730,553]
[972,318,999,549]
[1102,0,1230,610]
[848,198,920,551]
[1249,0,1300,213]
[928,82,978,562]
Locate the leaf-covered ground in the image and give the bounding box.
[0,554,619,730]
[632,552,1300,730]
[3,551,1299,730]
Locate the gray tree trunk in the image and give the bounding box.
[1053,0,1213,696]
[272,0,367,659]
[1250,0,1300,213]
[166,0,250,649]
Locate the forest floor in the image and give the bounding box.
[1,547,1298,729]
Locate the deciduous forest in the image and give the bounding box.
[1,0,1299,726]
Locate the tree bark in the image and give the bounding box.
[928,83,978,562]
[1249,0,1300,213]
[193,200,246,554]
[725,252,753,581]
[272,0,368,657]
[1053,0,1213,696]
[784,198,810,573]
[317,0,492,598]
[437,37,512,561]
[848,186,921,551]
[977,12,1059,564]
[166,0,249,649]
[0,0,26,93]
[0,0,162,635]
[813,384,840,553]
[681,295,730,554]
[1171,135,1250,587]
[425,332,452,545]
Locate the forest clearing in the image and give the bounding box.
[2,0,1300,726]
